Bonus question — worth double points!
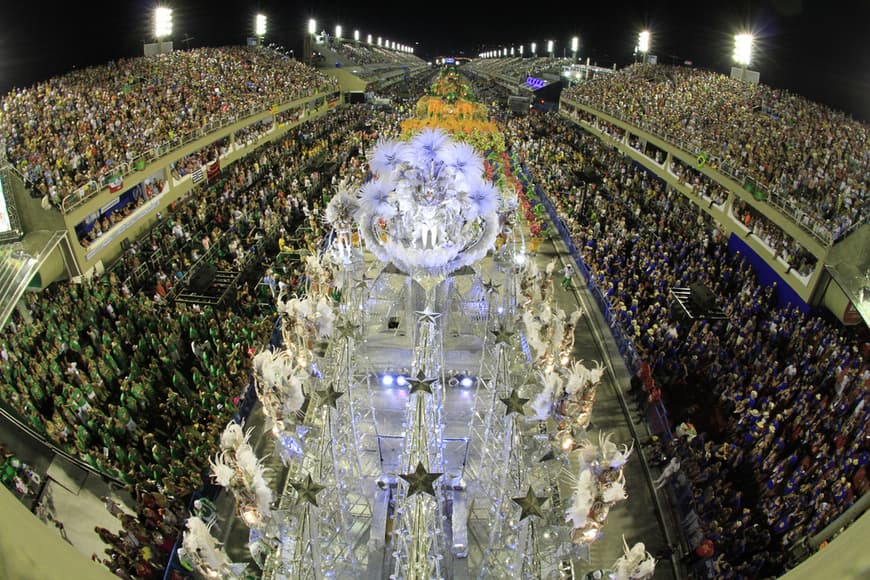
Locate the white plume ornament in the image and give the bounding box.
[324,189,358,230]
[357,178,398,219]
[368,138,407,174]
[599,431,634,469]
[219,422,247,452]
[565,468,595,528]
[353,128,503,276]
[181,516,233,577]
[440,141,484,178]
[561,431,633,545]
[611,536,656,580]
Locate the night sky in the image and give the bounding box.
[1,1,869,121]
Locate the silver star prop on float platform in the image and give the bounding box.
[406,369,437,395]
[414,307,443,325]
[500,389,529,416]
[353,273,370,290]
[315,383,345,409]
[512,485,548,520]
[482,279,500,294]
[291,473,326,506]
[334,319,360,340]
[491,325,515,346]
[399,462,443,497]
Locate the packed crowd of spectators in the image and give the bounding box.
[92,490,182,580]
[731,199,817,277]
[329,40,425,67]
[169,139,228,182]
[562,63,869,240]
[0,46,339,204]
[502,110,868,578]
[668,158,729,206]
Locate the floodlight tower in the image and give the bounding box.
[146,6,173,55]
[255,14,267,46]
[638,30,650,63]
[571,36,579,61]
[547,39,554,58]
[733,33,753,66]
[305,18,317,66]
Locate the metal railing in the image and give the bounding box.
[560,98,840,247]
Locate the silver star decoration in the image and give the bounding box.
[415,307,443,325]
[291,474,326,506]
[482,279,501,294]
[315,383,345,408]
[500,389,529,416]
[334,319,359,339]
[399,462,443,497]
[491,325,514,346]
[406,369,437,395]
[353,273,370,290]
[512,485,548,520]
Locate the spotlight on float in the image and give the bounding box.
[308,18,317,35]
[396,375,408,387]
[381,374,395,387]
[460,376,474,388]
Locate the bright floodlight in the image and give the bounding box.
[519,45,524,55]
[367,34,372,44]
[154,7,173,39]
[547,40,554,54]
[531,42,536,54]
[308,18,317,35]
[354,30,360,41]
[734,33,753,66]
[335,25,342,39]
[571,36,579,53]
[255,14,267,37]
[377,36,382,46]
[638,30,650,53]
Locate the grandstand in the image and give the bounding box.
[0,30,867,580]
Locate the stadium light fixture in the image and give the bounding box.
[519,45,524,56]
[154,6,173,40]
[335,25,342,39]
[547,39,554,56]
[531,42,537,55]
[308,18,317,35]
[354,30,360,42]
[367,34,372,44]
[255,14,267,38]
[377,37,383,47]
[571,36,579,54]
[638,30,650,54]
[733,33,753,66]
